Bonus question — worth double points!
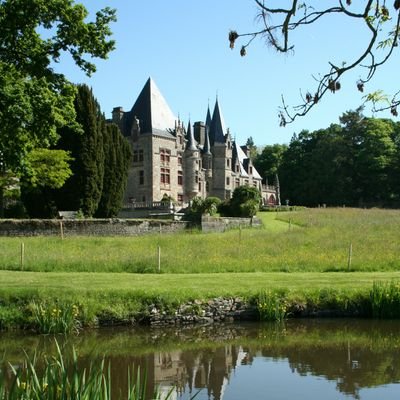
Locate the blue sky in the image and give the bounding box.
[56,1,399,146]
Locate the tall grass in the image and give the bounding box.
[0,341,175,400]
[257,290,288,321]
[0,208,399,273]
[29,301,81,334]
[370,281,400,318]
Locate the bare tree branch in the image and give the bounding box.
[229,0,400,125]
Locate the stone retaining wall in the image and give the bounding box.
[201,215,262,233]
[147,298,258,326]
[0,215,261,236]
[0,219,188,237]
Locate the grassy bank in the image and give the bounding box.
[1,271,400,330]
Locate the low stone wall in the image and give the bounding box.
[201,215,262,233]
[0,219,188,237]
[147,297,258,326]
[0,215,262,237]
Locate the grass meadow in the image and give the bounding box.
[1,208,400,329]
[0,208,399,273]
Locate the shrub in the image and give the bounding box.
[221,185,261,217]
[202,197,221,216]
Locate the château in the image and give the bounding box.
[111,78,277,207]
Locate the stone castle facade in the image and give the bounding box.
[111,78,277,207]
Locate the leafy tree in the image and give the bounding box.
[278,111,399,207]
[20,149,73,218]
[0,0,116,214]
[230,1,400,124]
[254,144,287,185]
[96,123,132,218]
[222,185,261,217]
[24,149,73,189]
[245,136,258,160]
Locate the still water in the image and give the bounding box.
[1,319,400,399]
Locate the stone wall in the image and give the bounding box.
[0,215,261,237]
[148,297,258,326]
[201,215,262,233]
[0,219,188,237]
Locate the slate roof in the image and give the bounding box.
[205,106,212,129]
[127,77,177,138]
[209,99,226,145]
[203,127,212,155]
[232,141,263,180]
[186,121,197,151]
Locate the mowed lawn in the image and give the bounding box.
[1,271,400,299]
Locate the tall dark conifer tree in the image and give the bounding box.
[96,123,131,217]
[55,84,104,216]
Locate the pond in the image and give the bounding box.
[1,319,400,399]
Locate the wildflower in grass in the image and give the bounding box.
[30,301,82,334]
[258,291,288,321]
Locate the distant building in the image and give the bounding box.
[111,78,277,207]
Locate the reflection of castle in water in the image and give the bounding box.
[153,345,253,400]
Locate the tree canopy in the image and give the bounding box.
[230,1,400,125]
[259,110,400,207]
[0,0,116,175]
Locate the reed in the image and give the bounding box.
[370,281,400,318]
[28,301,82,334]
[257,290,288,321]
[1,341,174,400]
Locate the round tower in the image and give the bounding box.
[184,121,200,201]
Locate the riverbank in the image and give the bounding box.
[1,271,400,331]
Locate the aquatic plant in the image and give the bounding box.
[1,341,175,400]
[370,281,400,318]
[29,301,81,334]
[257,291,288,321]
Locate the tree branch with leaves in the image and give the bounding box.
[229,0,400,126]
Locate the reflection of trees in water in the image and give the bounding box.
[1,320,400,399]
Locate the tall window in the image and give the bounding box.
[139,170,144,185]
[133,149,144,163]
[226,177,230,185]
[161,168,170,184]
[178,170,183,185]
[160,148,171,164]
[178,155,182,166]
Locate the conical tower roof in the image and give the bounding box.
[185,120,197,151]
[203,127,212,155]
[205,105,212,129]
[129,77,176,136]
[209,99,226,145]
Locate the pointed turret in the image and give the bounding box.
[185,120,197,151]
[203,127,211,155]
[205,106,212,130]
[209,99,226,145]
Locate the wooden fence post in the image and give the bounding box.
[20,242,24,270]
[347,243,352,272]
